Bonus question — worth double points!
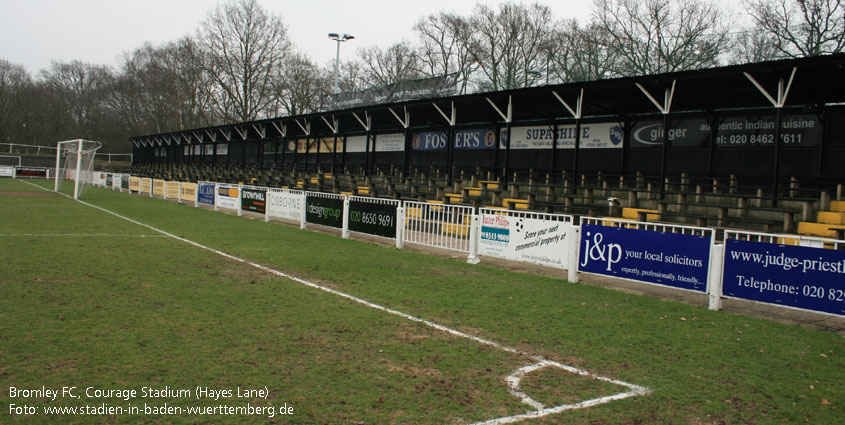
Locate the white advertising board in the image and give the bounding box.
[268,190,304,221]
[502,122,624,150]
[346,135,368,153]
[479,213,572,269]
[217,184,240,210]
[375,133,405,152]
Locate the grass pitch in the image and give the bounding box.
[1,178,843,424]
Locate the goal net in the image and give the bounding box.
[54,139,102,199]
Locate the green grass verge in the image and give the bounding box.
[1,178,843,424]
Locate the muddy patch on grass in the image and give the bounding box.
[30,276,75,283]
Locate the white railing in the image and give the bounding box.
[404,201,474,253]
[725,230,844,250]
[305,191,345,200]
[479,208,575,225]
[348,195,400,206]
[581,216,713,237]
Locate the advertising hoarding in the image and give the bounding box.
[479,214,571,269]
[578,224,711,292]
[723,239,845,315]
[348,200,397,238]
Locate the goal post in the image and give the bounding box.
[55,139,102,199]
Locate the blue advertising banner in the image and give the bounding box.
[411,131,447,151]
[198,182,215,205]
[579,224,711,292]
[723,239,845,315]
[411,129,497,151]
[453,128,497,150]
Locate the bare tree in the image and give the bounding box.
[0,59,33,144]
[746,0,845,57]
[467,2,556,91]
[271,52,330,116]
[104,37,214,138]
[547,19,621,83]
[197,0,290,123]
[593,0,730,76]
[40,60,112,137]
[333,60,367,93]
[105,43,176,135]
[160,37,216,130]
[413,12,478,93]
[357,41,422,87]
[730,29,783,64]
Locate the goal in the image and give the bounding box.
[54,139,102,199]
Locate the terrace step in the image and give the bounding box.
[479,180,500,190]
[797,222,845,238]
[622,207,658,221]
[818,211,845,225]
[502,198,529,210]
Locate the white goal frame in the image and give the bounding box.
[54,139,101,199]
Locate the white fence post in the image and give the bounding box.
[467,214,480,264]
[178,182,182,203]
[396,206,405,249]
[214,183,220,212]
[708,244,725,311]
[299,195,307,230]
[194,182,199,208]
[237,184,243,217]
[567,223,581,283]
[342,197,350,239]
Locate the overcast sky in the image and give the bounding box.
[0,0,598,74]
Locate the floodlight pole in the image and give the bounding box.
[329,33,354,92]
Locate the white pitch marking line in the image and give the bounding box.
[506,362,548,410]
[22,180,651,424]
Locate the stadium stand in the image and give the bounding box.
[126,54,845,235]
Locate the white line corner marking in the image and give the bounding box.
[27,181,650,424]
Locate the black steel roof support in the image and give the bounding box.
[295,118,311,173]
[744,67,797,206]
[553,89,584,193]
[389,107,411,178]
[486,96,511,189]
[274,123,287,171]
[322,115,340,176]
[352,112,372,175]
[636,80,676,197]
[434,102,457,186]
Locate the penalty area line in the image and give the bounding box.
[21,180,651,424]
